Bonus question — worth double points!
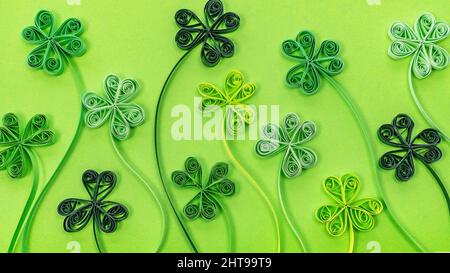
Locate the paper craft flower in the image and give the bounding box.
[256,113,317,178]
[175,0,240,67]
[171,157,236,220]
[388,12,449,79]
[378,113,442,181]
[0,113,54,178]
[198,70,256,135]
[57,170,128,233]
[282,30,344,95]
[22,10,86,76]
[82,74,145,141]
[316,174,383,252]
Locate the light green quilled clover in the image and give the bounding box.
[316,174,383,253]
[388,12,449,79]
[82,74,145,141]
[0,113,54,178]
[22,10,86,76]
[256,113,317,178]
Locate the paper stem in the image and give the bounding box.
[277,167,306,252]
[348,213,354,254]
[21,60,86,253]
[110,133,168,252]
[154,51,199,253]
[216,200,235,252]
[7,148,39,253]
[222,117,281,253]
[423,163,450,215]
[408,62,449,141]
[93,219,103,253]
[323,73,426,252]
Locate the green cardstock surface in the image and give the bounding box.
[0,0,448,253]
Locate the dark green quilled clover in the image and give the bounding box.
[171,157,236,220]
[22,10,86,76]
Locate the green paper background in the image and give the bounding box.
[0,0,448,253]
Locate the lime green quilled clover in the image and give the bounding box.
[22,10,86,76]
[388,12,449,141]
[316,174,383,253]
[82,74,145,141]
[0,113,54,178]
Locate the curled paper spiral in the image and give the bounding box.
[171,157,236,221]
[22,10,86,76]
[57,170,128,234]
[198,70,256,136]
[316,174,383,252]
[256,113,317,178]
[388,12,449,79]
[0,113,54,178]
[377,113,442,181]
[82,74,145,141]
[282,30,344,95]
[175,0,240,67]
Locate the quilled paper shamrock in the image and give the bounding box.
[57,170,128,252]
[316,174,383,253]
[388,12,449,79]
[175,0,240,67]
[198,70,256,135]
[83,74,145,141]
[378,114,442,181]
[171,157,236,220]
[256,113,317,178]
[0,113,54,178]
[378,114,449,214]
[282,30,344,95]
[22,10,86,76]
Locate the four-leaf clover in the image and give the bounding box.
[0,113,54,178]
[378,113,442,181]
[256,113,317,178]
[83,74,145,141]
[175,0,240,67]
[171,157,236,220]
[198,70,256,135]
[22,10,86,76]
[316,174,383,252]
[57,170,128,233]
[388,12,449,79]
[282,30,344,95]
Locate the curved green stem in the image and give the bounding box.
[277,166,306,252]
[8,148,39,253]
[222,117,281,253]
[21,61,85,252]
[216,201,234,252]
[154,51,199,252]
[408,61,449,141]
[423,163,450,215]
[110,133,168,252]
[93,220,103,253]
[323,73,426,252]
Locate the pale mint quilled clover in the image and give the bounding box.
[22,10,86,76]
[256,113,317,178]
[82,74,145,141]
[388,12,449,79]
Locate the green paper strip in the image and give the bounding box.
[388,12,449,141]
[21,60,86,253]
[315,174,383,253]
